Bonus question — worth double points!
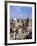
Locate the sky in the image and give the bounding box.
[10,6,32,19]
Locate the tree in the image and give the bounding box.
[26,17,29,27]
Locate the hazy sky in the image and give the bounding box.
[10,6,32,19]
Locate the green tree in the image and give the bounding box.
[26,17,29,27]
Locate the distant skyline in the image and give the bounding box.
[10,6,32,19]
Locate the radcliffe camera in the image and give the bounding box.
[10,6,32,40]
